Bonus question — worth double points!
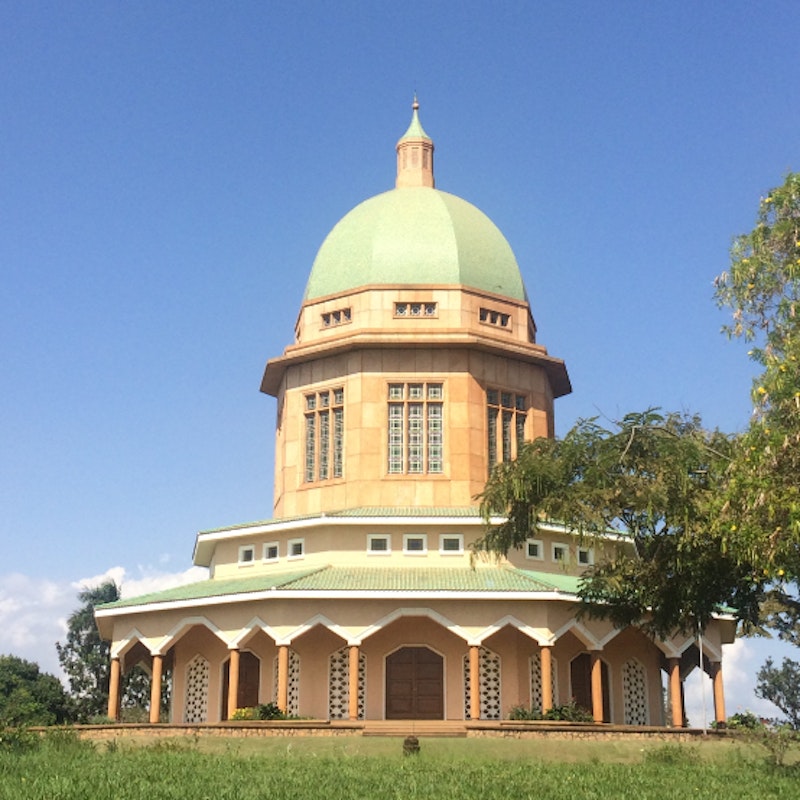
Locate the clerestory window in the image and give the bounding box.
[387,382,443,474]
[487,389,527,472]
[305,388,344,482]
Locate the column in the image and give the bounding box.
[590,652,604,723]
[277,645,289,714]
[668,657,683,727]
[107,657,121,722]
[540,646,553,713]
[348,645,360,721]
[149,654,163,724]
[227,649,241,721]
[711,661,726,725]
[469,645,481,720]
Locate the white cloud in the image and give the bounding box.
[683,635,797,727]
[0,565,206,681]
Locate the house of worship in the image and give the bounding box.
[96,101,734,727]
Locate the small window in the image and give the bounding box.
[439,534,463,554]
[263,542,279,562]
[368,535,391,554]
[552,543,567,563]
[238,545,255,565]
[288,539,305,559]
[525,538,544,561]
[403,534,428,555]
[578,547,594,566]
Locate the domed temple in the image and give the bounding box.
[96,101,733,728]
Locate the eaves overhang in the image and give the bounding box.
[260,331,571,398]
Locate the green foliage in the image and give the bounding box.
[756,657,800,729]
[56,582,166,723]
[508,701,595,722]
[231,703,288,720]
[56,582,119,721]
[725,711,765,730]
[642,742,700,765]
[476,410,762,638]
[715,173,800,635]
[0,655,74,726]
[0,726,38,753]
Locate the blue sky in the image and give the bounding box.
[1,1,799,722]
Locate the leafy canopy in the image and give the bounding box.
[476,410,762,639]
[715,172,800,641]
[756,657,800,729]
[56,580,159,722]
[0,654,74,726]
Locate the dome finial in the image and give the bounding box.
[396,96,434,188]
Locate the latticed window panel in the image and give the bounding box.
[319,410,330,479]
[529,651,558,711]
[304,388,344,482]
[328,647,366,720]
[184,654,210,723]
[462,647,502,720]
[622,659,649,725]
[273,649,301,718]
[486,389,527,473]
[427,403,443,473]
[304,414,316,482]
[387,383,444,474]
[333,407,344,478]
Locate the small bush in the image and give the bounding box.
[0,726,38,753]
[507,702,594,723]
[643,742,700,765]
[726,711,764,730]
[508,705,543,721]
[231,703,287,721]
[543,702,595,722]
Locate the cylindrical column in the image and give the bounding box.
[540,646,553,713]
[107,657,121,721]
[590,652,604,723]
[668,657,683,727]
[711,661,726,725]
[348,645,360,721]
[469,645,481,720]
[149,654,163,724]
[227,649,241,720]
[277,646,289,714]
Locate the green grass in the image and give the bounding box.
[1,733,799,799]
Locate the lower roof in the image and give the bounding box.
[96,565,581,614]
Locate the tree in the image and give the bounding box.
[714,172,800,582]
[0,655,74,726]
[756,657,800,729]
[56,581,158,722]
[475,410,763,639]
[714,173,800,640]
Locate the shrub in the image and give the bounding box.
[231,703,287,721]
[0,726,38,753]
[643,742,700,765]
[507,702,594,722]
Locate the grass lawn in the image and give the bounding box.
[1,730,798,799]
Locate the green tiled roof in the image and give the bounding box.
[98,566,577,611]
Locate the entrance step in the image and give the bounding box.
[362,720,467,738]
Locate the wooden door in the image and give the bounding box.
[386,647,444,719]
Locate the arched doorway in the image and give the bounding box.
[570,652,610,722]
[221,651,260,720]
[386,646,443,719]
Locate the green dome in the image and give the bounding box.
[304,187,527,302]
